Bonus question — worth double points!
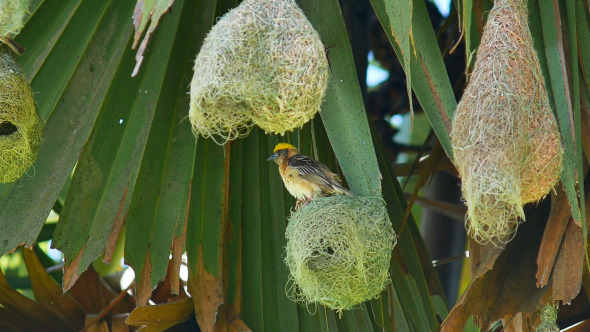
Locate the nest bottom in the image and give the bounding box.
[188,98,253,145]
[461,163,525,244]
[284,196,396,311]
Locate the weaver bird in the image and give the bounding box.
[267,143,353,209]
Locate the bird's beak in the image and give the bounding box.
[266,153,278,161]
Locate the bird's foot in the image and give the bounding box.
[295,198,313,211]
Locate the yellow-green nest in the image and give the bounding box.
[451,0,562,244]
[189,0,328,144]
[284,196,396,311]
[0,46,42,183]
[0,0,30,37]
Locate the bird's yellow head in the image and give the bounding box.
[273,142,297,153]
[267,143,297,163]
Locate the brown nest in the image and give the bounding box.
[451,0,562,244]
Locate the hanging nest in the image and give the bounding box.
[0,0,30,37]
[284,196,396,312]
[451,0,562,244]
[189,0,328,144]
[0,45,42,183]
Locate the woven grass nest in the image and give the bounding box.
[451,0,562,244]
[0,0,30,37]
[0,46,42,183]
[189,0,328,144]
[284,196,396,312]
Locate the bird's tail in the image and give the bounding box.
[333,183,354,197]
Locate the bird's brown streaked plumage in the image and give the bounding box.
[267,143,353,209]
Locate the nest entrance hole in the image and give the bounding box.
[311,238,336,257]
[0,121,17,135]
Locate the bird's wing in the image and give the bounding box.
[287,154,337,189]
